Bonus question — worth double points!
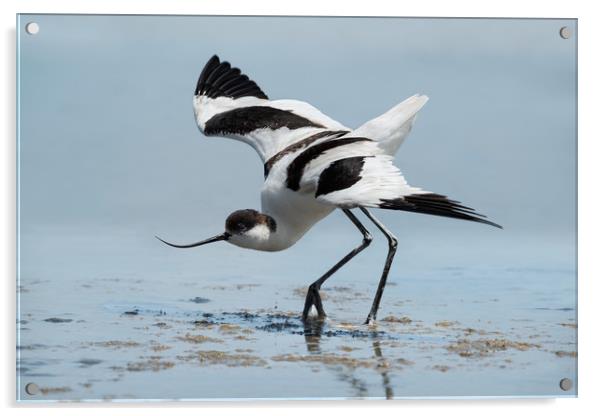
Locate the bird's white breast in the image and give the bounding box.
[261,155,335,250]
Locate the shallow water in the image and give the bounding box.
[17,227,577,401]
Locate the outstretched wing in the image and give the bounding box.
[193,55,350,162]
[350,94,429,155]
[294,140,501,228]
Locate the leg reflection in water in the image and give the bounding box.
[372,336,394,400]
[303,317,325,354]
[302,318,395,399]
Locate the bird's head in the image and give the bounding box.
[224,209,277,249]
[156,209,277,251]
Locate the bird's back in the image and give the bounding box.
[258,112,427,251]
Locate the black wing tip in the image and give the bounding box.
[195,55,268,100]
[380,193,503,229]
[471,217,503,229]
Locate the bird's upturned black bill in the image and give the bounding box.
[155,233,229,249]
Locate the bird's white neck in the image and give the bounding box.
[227,223,275,251]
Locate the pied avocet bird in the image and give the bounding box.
[158,55,501,324]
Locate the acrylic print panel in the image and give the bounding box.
[16,14,577,401]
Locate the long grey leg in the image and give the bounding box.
[360,207,398,324]
[302,209,372,321]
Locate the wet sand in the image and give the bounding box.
[17,264,577,401]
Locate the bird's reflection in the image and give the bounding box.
[303,317,325,353]
[372,336,394,400]
[302,318,395,399]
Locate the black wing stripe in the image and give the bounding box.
[264,130,350,178]
[380,193,502,228]
[204,106,325,137]
[195,55,268,100]
[315,156,369,197]
[286,137,372,191]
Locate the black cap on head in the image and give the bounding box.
[225,209,276,235]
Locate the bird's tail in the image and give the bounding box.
[379,193,502,229]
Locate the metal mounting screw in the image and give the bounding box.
[559,26,571,39]
[25,383,39,395]
[559,378,573,391]
[25,22,40,35]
